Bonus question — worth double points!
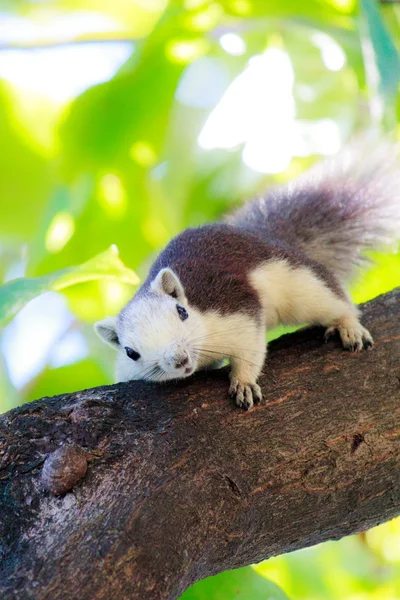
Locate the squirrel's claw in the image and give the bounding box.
[229,378,262,410]
[324,326,336,342]
[325,322,374,352]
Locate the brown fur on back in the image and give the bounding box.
[139,224,345,315]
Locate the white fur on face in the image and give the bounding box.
[115,295,207,383]
[115,294,265,387]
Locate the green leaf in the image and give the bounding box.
[59,6,189,172]
[0,245,139,326]
[360,0,400,99]
[179,566,290,600]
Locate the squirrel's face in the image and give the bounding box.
[94,268,206,383]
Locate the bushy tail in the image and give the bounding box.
[228,144,400,282]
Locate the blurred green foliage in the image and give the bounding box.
[0,0,399,599]
[181,565,290,599]
[0,245,138,325]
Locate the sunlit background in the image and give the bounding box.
[0,1,399,598]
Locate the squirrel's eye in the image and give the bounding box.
[176,305,188,321]
[125,347,141,361]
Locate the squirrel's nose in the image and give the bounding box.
[174,352,189,369]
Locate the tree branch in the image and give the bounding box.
[1,288,399,600]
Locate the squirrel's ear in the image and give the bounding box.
[94,316,120,349]
[151,268,186,301]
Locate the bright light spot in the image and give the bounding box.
[312,33,346,72]
[0,14,34,45]
[230,0,252,15]
[130,141,158,167]
[176,57,230,108]
[186,4,222,32]
[101,279,131,311]
[45,212,75,253]
[0,12,119,45]
[199,48,295,174]
[1,292,74,388]
[198,47,343,173]
[293,119,341,157]
[49,330,88,369]
[0,42,133,103]
[0,12,133,103]
[243,139,292,175]
[166,38,209,64]
[98,174,127,218]
[219,33,246,56]
[326,0,356,11]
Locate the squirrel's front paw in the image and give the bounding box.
[229,377,262,410]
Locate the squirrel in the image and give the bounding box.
[95,146,400,409]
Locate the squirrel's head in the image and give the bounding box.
[94,268,206,383]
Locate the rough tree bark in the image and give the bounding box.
[0,289,399,600]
